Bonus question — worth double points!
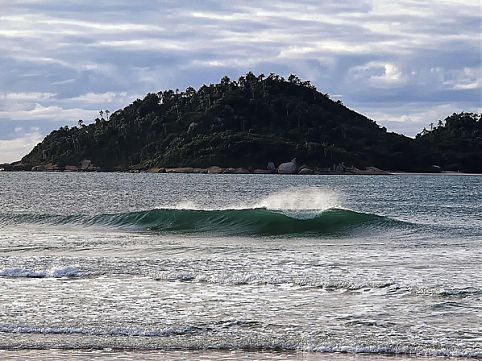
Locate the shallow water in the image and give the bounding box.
[0,173,481,359]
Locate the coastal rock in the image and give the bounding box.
[64,165,79,172]
[166,167,195,173]
[253,169,272,174]
[352,166,390,175]
[277,158,297,174]
[333,162,347,173]
[147,167,165,173]
[80,159,96,171]
[12,163,30,171]
[207,166,224,174]
[192,168,208,173]
[298,167,314,175]
[31,165,46,171]
[267,162,276,171]
[228,168,250,174]
[113,165,128,172]
[45,163,60,172]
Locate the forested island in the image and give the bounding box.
[3,73,482,174]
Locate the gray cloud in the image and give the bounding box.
[0,0,481,162]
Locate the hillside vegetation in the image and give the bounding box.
[415,112,482,173]
[17,73,481,173]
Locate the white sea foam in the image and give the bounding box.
[307,344,482,358]
[1,322,480,358]
[49,266,80,278]
[0,266,81,278]
[0,325,196,337]
[0,268,45,278]
[154,270,398,290]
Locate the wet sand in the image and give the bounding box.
[0,350,476,360]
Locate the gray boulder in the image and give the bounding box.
[207,166,224,174]
[298,167,314,175]
[80,159,95,171]
[277,158,297,174]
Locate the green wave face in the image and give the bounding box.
[0,208,411,236]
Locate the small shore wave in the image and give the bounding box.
[0,266,81,279]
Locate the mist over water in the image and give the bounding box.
[157,186,341,213]
[0,173,481,359]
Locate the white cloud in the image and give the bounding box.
[67,92,129,105]
[348,62,407,87]
[0,92,56,101]
[444,67,482,90]
[371,64,404,85]
[0,104,98,122]
[0,128,43,163]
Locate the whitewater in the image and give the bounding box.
[0,172,481,360]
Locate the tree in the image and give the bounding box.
[185,86,196,98]
[220,76,231,88]
[288,74,301,84]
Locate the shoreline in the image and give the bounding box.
[1,169,481,176]
[3,159,480,175]
[0,349,478,361]
[2,159,481,176]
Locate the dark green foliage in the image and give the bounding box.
[416,112,482,172]
[20,73,480,172]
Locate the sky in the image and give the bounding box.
[0,0,481,163]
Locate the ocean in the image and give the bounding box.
[0,172,481,360]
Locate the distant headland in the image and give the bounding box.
[2,73,481,174]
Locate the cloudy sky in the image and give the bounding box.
[0,0,481,162]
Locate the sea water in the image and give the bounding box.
[0,173,480,360]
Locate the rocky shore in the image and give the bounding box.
[1,158,391,175]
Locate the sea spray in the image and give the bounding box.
[255,187,341,211]
[166,187,342,214]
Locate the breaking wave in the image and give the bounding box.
[0,266,81,279]
[0,207,412,236]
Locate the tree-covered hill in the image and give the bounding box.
[415,112,482,173]
[17,73,479,172]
